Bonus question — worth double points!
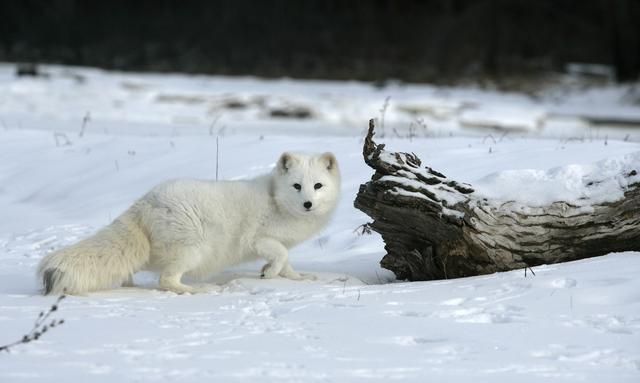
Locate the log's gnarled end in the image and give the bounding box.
[364,119,421,169]
[360,119,471,214]
[363,119,385,168]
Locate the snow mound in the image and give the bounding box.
[474,151,640,206]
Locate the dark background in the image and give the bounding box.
[1,0,638,83]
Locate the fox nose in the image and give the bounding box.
[303,201,312,210]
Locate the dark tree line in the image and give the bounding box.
[0,0,638,82]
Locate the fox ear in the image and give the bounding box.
[320,152,337,172]
[278,152,294,174]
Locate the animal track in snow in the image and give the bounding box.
[531,344,639,371]
[380,336,447,346]
[563,314,640,335]
[383,310,430,318]
[550,278,577,288]
[435,304,526,324]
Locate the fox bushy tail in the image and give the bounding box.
[37,209,150,295]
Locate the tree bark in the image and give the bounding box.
[354,119,640,281]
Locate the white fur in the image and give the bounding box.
[37,152,340,295]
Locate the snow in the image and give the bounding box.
[0,63,639,382]
[474,151,640,207]
[459,105,546,132]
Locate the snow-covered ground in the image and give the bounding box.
[0,64,639,382]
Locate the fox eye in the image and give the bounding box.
[293,183,302,191]
[314,183,323,190]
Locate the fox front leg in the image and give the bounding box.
[255,238,288,278]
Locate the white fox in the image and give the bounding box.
[37,152,340,295]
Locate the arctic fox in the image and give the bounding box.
[37,152,340,295]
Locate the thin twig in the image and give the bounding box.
[374,270,383,284]
[79,112,91,138]
[216,136,220,181]
[0,295,66,353]
[378,96,390,138]
[54,132,72,147]
[209,115,221,136]
[353,223,372,236]
[482,134,497,144]
[524,266,536,277]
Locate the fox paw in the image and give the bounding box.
[261,262,287,279]
[297,273,318,281]
[260,263,279,279]
[280,270,317,281]
[160,282,221,295]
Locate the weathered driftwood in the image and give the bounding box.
[354,119,640,281]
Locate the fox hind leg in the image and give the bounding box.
[154,244,204,294]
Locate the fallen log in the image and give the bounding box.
[354,119,640,281]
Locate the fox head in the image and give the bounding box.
[272,152,341,218]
